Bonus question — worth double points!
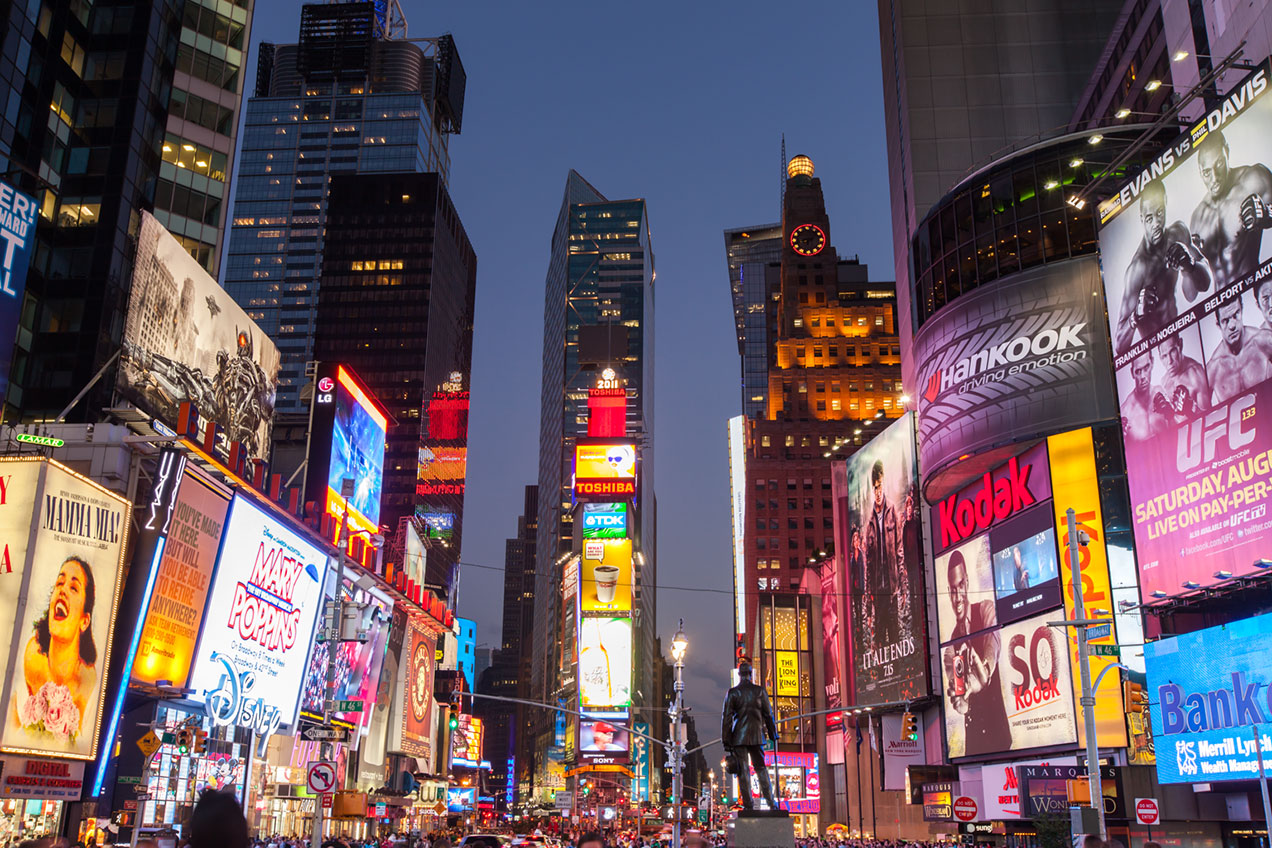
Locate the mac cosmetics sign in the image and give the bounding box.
[913,257,1117,499]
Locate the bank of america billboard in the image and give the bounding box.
[1146,613,1272,784]
[1095,59,1272,600]
[912,256,1118,495]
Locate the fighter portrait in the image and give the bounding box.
[1200,291,1272,404]
[1189,128,1272,289]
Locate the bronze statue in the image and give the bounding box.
[721,660,780,812]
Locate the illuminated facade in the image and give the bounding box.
[532,171,657,802]
[223,1,461,413]
[730,157,904,642]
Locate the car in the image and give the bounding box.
[460,835,511,848]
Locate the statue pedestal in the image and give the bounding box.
[727,811,795,848]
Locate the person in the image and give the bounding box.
[188,789,248,848]
[721,660,779,811]
[577,833,605,848]
[584,722,624,752]
[1258,274,1272,331]
[1190,128,1272,289]
[1080,836,1106,848]
[1120,352,1171,443]
[1011,547,1029,591]
[1205,297,1272,404]
[864,460,905,648]
[16,556,99,737]
[1155,333,1210,420]
[942,549,1009,756]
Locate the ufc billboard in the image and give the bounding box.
[913,256,1118,497]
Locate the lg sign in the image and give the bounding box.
[317,376,334,404]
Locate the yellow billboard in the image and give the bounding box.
[581,538,632,613]
[578,617,632,710]
[1047,428,1127,747]
[775,651,799,697]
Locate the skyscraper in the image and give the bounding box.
[0,0,253,421]
[725,224,783,418]
[312,171,476,556]
[532,170,656,798]
[877,0,1122,388]
[224,0,462,414]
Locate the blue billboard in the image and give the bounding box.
[1146,613,1272,783]
[0,180,37,401]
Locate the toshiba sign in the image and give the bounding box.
[913,257,1117,501]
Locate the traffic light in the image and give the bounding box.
[175,728,192,755]
[1125,680,1147,713]
[192,728,207,755]
[448,705,460,731]
[901,712,919,742]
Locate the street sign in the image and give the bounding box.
[1135,797,1160,826]
[375,802,386,817]
[133,783,149,794]
[554,791,573,810]
[697,809,708,824]
[321,794,333,809]
[328,699,363,713]
[118,775,141,785]
[307,762,337,794]
[136,731,162,758]
[1086,622,1112,640]
[432,801,446,816]
[133,792,150,800]
[953,796,978,822]
[301,725,348,743]
[1090,644,1120,657]
[123,801,137,811]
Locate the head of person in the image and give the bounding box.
[36,556,97,665]
[578,834,605,848]
[1140,179,1167,244]
[1198,129,1232,199]
[947,550,968,622]
[1131,352,1154,393]
[190,789,249,848]
[871,460,886,509]
[1218,298,1245,350]
[1256,275,1272,327]
[738,660,753,681]
[592,721,615,748]
[1159,334,1184,371]
[1081,836,1106,848]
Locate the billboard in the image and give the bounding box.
[1095,60,1272,600]
[841,413,926,704]
[1145,612,1272,784]
[132,465,230,688]
[401,618,436,760]
[417,384,469,499]
[299,580,392,732]
[941,609,1077,760]
[979,755,1078,820]
[580,719,630,758]
[819,563,844,719]
[760,751,819,814]
[881,712,926,791]
[306,363,388,539]
[120,211,280,464]
[451,713,484,767]
[578,617,632,710]
[0,460,130,760]
[912,256,1118,497]
[0,180,37,402]
[188,495,328,735]
[580,538,632,613]
[582,502,627,539]
[574,440,637,501]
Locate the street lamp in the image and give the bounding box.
[670,620,688,848]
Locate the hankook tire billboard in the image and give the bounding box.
[914,256,1118,499]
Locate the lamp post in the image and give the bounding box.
[670,621,688,848]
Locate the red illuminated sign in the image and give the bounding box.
[576,480,636,497]
[934,443,1051,552]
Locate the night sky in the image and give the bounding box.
[242,1,894,732]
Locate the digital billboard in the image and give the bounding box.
[989,508,1062,625]
[760,751,819,814]
[188,495,328,735]
[841,413,926,704]
[120,211,280,465]
[132,464,230,688]
[299,580,392,732]
[582,502,627,539]
[819,563,844,719]
[451,713,484,768]
[306,363,387,540]
[574,440,637,501]
[401,618,436,760]
[912,256,1118,497]
[941,609,1077,759]
[1145,612,1272,784]
[578,617,632,710]
[580,719,629,759]
[422,511,455,541]
[1095,59,1272,600]
[417,383,469,500]
[0,459,130,760]
[0,179,37,402]
[580,538,632,613]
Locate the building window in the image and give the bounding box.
[761,435,771,447]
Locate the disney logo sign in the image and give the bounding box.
[203,652,283,747]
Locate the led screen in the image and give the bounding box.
[326,365,387,530]
[580,538,632,613]
[579,719,629,759]
[578,617,632,710]
[581,502,627,539]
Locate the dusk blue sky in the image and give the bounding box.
[243,2,895,725]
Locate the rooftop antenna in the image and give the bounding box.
[780,133,787,207]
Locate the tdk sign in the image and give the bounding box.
[583,503,627,539]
